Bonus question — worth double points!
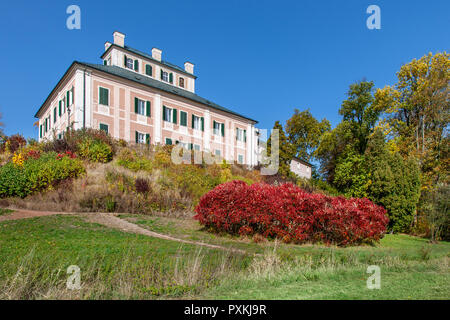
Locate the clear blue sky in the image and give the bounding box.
[0,0,448,139]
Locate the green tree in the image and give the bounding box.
[365,130,421,233]
[333,148,368,198]
[267,121,295,179]
[286,109,330,162]
[339,80,380,154]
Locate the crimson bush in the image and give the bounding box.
[194,180,388,246]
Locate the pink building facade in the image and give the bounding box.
[35,32,259,166]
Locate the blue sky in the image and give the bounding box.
[0,0,448,139]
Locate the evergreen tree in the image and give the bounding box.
[267,121,295,179]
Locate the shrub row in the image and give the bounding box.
[0,151,85,198]
[194,180,389,246]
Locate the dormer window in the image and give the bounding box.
[179,77,185,88]
[126,58,134,70]
[160,70,174,83]
[162,71,169,82]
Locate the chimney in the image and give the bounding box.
[152,48,162,61]
[184,62,194,74]
[113,31,125,47]
[105,41,112,51]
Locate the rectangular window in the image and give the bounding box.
[193,115,201,130]
[137,99,145,115]
[165,138,173,145]
[136,132,149,144]
[126,58,134,70]
[162,106,177,123]
[215,150,221,157]
[214,121,225,136]
[162,71,169,82]
[238,154,244,164]
[163,106,172,122]
[53,107,57,123]
[99,123,109,134]
[179,77,184,88]
[180,111,187,126]
[193,144,200,151]
[99,87,109,106]
[236,128,246,142]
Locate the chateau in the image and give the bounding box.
[35,32,259,166]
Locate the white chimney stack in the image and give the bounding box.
[104,41,112,51]
[184,62,194,74]
[113,31,125,47]
[152,48,162,61]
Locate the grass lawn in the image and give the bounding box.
[0,214,448,299]
[0,208,13,216]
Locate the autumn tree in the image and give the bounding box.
[374,52,450,187]
[286,109,330,163]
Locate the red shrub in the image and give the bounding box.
[194,181,389,246]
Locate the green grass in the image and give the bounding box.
[0,214,449,300]
[0,208,13,216]
[0,215,251,299]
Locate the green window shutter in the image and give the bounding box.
[146,134,150,145]
[135,131,138,143]
[67,91,70,105]
[53,107,57,122]
[71,87,74,105]
[172,109,177,124]
[134,60,139,71]
[191,114,195,128]
[201,117,204,131]
[103,60,107,65]
[221,123,225,137]
[99,87,109,106]
[163,106,167,121]
[169,73,173,83]
[146,65,152,76]
[213,120,216,133]
[40,125,42,138]
[134,97,139,113]
[59,101,62,116]
[236,128,239,141]
[124,55,127,67]
[166,138,172,145]
[146,101,151,117]
[189,143,193,150]
[180,111,187,126]
[160,69,163,80]
[244,130,247,142]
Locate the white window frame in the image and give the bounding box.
[193,115,201,130]
[213,121,221,136]
[164,107,173,122]
[236,128,244,142]
[238,154,244,164]
[137,132,146,144]
[162,71,169,82]
[126,58,134,70]
[137,99,146,116]
[193,144,200,151]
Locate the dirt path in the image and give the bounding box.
[0,209,252,255]
[83,213,251,255]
